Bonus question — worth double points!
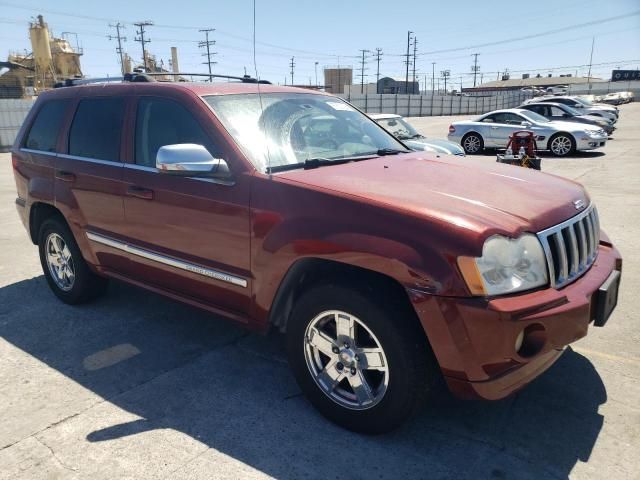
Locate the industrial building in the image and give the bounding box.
[323,67,353,94]
[464,74,606,93]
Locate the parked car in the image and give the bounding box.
[520,102,615,135]
[12,78,622,433]
[524,96,618,123]
[369,113,465,156]
[448,108,608,156]
[545,85,569,95]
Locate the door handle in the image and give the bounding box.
[55,170,76,182]
[126,186,154,200]
[491,126,499,130]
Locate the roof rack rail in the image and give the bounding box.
[143,72,271,84]
[53,72,270,88]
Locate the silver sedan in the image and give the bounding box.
[447,108,608,157]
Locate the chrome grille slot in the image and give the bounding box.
[537,205,600,289]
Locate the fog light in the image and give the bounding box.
[516,324,547,358]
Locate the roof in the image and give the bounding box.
[470,76,606,89]
[41,81,327,99]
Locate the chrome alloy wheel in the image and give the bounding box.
[550,135,572,156]
[304,310,389,410]
[463,134,481,153]
[45,233,75,291]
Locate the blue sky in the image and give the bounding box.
[1,0,639,88]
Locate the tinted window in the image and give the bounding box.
[24,100,68,152]
[69,97,125,160]
[135,97,216,167]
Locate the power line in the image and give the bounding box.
[107,22,127,75]
[133,21,153,71]
[198,28,217,81]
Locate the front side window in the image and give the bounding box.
[135,97,217,168]
[69,97,125,161]
[205,93,406,172]
[519,110,549,124]
[24,100,68,152]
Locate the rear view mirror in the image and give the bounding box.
[156,144,230,177]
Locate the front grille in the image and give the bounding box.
[537,205,600,289]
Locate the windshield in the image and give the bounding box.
[519,110,549,123]
[375,116,421,140]
[205,93,407,172]
[573,97,593,106]
[562,104,582,116]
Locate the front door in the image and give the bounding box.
[121,96,251,316]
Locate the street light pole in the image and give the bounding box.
[314,61,319,87]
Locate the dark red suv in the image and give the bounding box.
[12,78,622,433]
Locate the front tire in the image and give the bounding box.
[548,133,575,157]
[38,217,108,304]
[286,284,436,434]
[461,132,484,154]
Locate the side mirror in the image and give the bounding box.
[156,144,229,177]
[520,121,532,127]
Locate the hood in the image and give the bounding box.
[546,120,602,133]
[278,152,589,236]
[406,138,465,155]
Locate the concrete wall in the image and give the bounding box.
[0,99,34,151]
[340,90,532,117]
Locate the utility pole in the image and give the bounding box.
[405,30,413,94]
[471,52,480,87]
[431,62,435,95]
[199,28,217,82]
[358,49,370,94]
[134,21,153,71]
[108,23,127,76]
[314,61,319,87]
[587,37,595,91]
[289,56,295,85]
[374,48,383,93]
[441,69,450,94]
[411,37,418,91]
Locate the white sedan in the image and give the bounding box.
[447,108,608,157]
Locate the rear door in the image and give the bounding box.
[121,95,252,315]
[55,96,129,271]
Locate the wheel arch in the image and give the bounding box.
[268,257,421,335]
[29,202,66,245]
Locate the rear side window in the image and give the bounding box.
[69,97,125,161]
[24,100,68,152]
[135,97,216,167]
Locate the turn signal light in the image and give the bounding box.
[448,125,456,133]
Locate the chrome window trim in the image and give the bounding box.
[20,148,58,157]
[123,163,235,186]
[86,231,247,288]
[58,153,122,166]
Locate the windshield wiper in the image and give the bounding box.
[266,149,407,174]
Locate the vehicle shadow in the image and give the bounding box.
[0,277,606,479]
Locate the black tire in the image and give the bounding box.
[38,217,108,304]
[548,133,576,157]
[286,283,438,434]
[461,132,484,155]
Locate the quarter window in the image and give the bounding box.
[69,97,125,161]
[24,100,68,152]
[135,97,216,168]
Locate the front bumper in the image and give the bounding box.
[408,239,621,400]
[576,135,607,151]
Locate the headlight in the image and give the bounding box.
[457,234,549,296]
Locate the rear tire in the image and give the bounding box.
[286,283,437,434]
[461,132,484,154]
[548,133,575,157]
[38,217,108,304]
